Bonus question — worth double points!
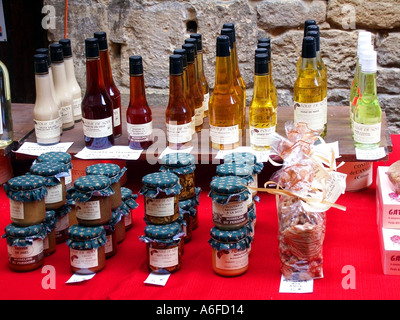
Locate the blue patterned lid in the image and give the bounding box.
[86,163,126,184]
[66,224,107,249]
[37,152,72,169]
[30,162,70,186]
[4,174,47,202]
[44,210,57,232]
[54,204,72,218]
[140,172,182,199]
[160,153,196,175]
[70,175,114,202]
[140,222,183,245]
[209,176,250,204]
[208,226,252,251]
[121,187,139,210]
[216,163,254,184]
[2,223,47,247]
[223,152,264,174]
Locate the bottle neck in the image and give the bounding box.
[64,57,77,80]
[85,57,105,93]
[99,49,115,87]
[187,62,197,86]
[301,57,318,70]
[129,74,147,106]
[232,43,241,78]
[253,73,270,101]
[169,74,185,101]
[359,72,377,97]
[197,52,206,77]
[214,55,234,90]
[35,73,54,105]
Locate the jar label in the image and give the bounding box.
[210,125,239,145]
[65,169,72,187]
[45,183,63,204]
[9,200,24,220]
[203,93,210,112]
[127,121,153,142]
[70,248,98,268]
[8,240,44,266]
[294,99,327,131]
[113,107,121,127]
[353,122,381,144]
[124,212,132,227]
[61,104,74,124]
[55,214,69,237]
[82,117,113,138]
[149,246,179,268]
[213,200,248,226]
[34,118,61,139]
[215,248,248,270]
[195,106,204,126]
[145,197,175,217]
[105,234,114,254]
[166,123,192,144]
[73,98,82,117]
[250,125,276,147]
[76,201,101,220]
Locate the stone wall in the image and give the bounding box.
[44,0,400,133]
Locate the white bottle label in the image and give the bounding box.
[10,200,24,220]
[76,201,101,220]
[203,93,210,112]
[294,99,327,131]
[34,118,61,139]
[250,125,276,147]
[61,104,74,124]
[145,197,175,217]
[215,248,248,270]
[45,184,63,204]
[70,248,99,268]
[149,246,179,268]
[113,108,121,127]
[127,121,153,142]
[210,125,239,145]
[73,98,82,117]
[166,123,192,144]
[353,122,381,144]
[195,106,204,126]
[82,117,113,138]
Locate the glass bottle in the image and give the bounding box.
[257,42,277,109]
[81,38,114,150]
[190,33,210,119]
[33,54,61,145]
[249,53,276,151]
[94,31,122,138]
[293,36,326,137]
[126,55,153,150]
[59,39,82,122]
[209,35,241,150]
[296,19,317,76]
[0,60,13,148]
[50,43,74,131]
[353,50,381,150]
[165,54,193,149]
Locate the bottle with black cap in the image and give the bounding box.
[50,43,74,130]
[209,35,241,150]
[165,54,192,149]
[33,54,61,145]
[59,39,82,122]
[94,31,122,138]
[296,19,317,77]
[293,36,326,137]
[81,38,114,150]
[257,41,277,109]
[126,55,153,150]
[249,53,276,151]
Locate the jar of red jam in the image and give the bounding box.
[120,187,139,231]
[43,210,57,257]
[36,151,73,189]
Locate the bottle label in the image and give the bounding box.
[73,98,82,117]
[82,117,113,138]
[250,125,276,147]
[353,122,381,144]
[166,123,192,144]
[215,248,248,271]
[45,184,63,204]
[210,125,239,145]
[203,93,210,112]
[293,99,327,131]
[70,248,99,268]
[195,106,204,126]
[34,118,61,139]
[127,121,153,142]
[8,240,44,266]
[149,246,179,268]
[113,108,121,127]
[145,197,175,217]
[61,104,74,124]
[76,201,101,220]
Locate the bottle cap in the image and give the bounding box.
[360,50,377,73]
[304,19,317,36]
[254,53,269,75]
[190,33,202,51]
[216,35,230,57]
[85,38,100,58]
[306,30,320,52]
[184,38,198,55]
[357,31,373,56]
[129,55,143,75]
[59,39,72,58]
[33,54,49,74]
[36,48,51,67]
[302,36,316,59]
[182,43,195,63]
[170,54,183,75]
[94,31,108,50]
[221,28,234,49]
[174,48,188,68]
[257,42,271,60]
[49,43,64,63]
[258,37,270,45]
[255,48,268,58]
[222,23,236,42]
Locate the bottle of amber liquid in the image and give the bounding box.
[81,38,114,150]
[165,54,192,149]
[209,35,241,150]
[257,41,277,109]
[126,55,153,150]
[94,31,122,138]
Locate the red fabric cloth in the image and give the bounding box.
[0,136,399,300]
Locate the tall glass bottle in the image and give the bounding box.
[293,36,326,136]
[249,53,276,151]
[126,55,153,150]
[33,54,61,145]
[81,38,114,150]
[0,60,13,148]
[50,43,74,131]
[209,35,241,150]
[165,54,192,149]
[257,42,277,109]
[59,39,82,122]
[94,31,121,138]
[190,33,210,118]
[353,50,381,150]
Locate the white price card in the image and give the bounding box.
[66,272,96,284]
[144,272,171,286]
[15,142,73,157]
[75,146,143,160]
[158,146,193,160]
[279,275,314,293]
[355,147,386,160]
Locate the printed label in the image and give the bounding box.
[61,104,74,124]
[149,246,179,268]
[213,200,248,226]
[353,122,381,144]
[73,98,82,117]
[145,197,175,217]
[8,240,44,266]
[76,201,101,220]
[105,234,114,254]
[294,99,327,131]
[82,117,113,138]
[250,125,276,147]
[166,123,192,144]
[195,106,204,126]
[215,248,248,270]
[127,121,153,142]
[203,93,210,112]
[113,108,121,127]
[45,184,63,204]
[10,200,24,220]
[55,214,69,239]
[210,125,239,145]
[70,248,99,268]
[34,118,61,139]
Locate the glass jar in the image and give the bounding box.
[43,210,57,257]
[67,224,107,274]
[36,151,73,189]
[140,222,183,274]
[209,226,251,277]
[2,223,47,272]
[30,162,69,210]
[4,174,47,226]
[209,176,251,230]
[86,163,126,210]
[179,201,197,243]
[70,175,114,226]
[180,187,201,230]
[120,187,138,231]
[140,172,182,225]
[104,210,121,259]
[54,204,72,244]
[160,153,196,200]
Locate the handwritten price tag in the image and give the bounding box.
[15,142,73,156]
[75,146,143,160]
[279,275,314,293]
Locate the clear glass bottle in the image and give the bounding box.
[296,19,317,76]
[0,60,13,148]
[257,41,278,109]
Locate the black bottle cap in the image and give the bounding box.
[302,36,316,59]
[170,54,183,75]
[222,23,236,42]
[36,48,51,67]
[59,39,72,58]
[190,33,202,51]
[221,28,234,49]
[182,43,195,63]
[255,48,268,55]
[129,55,143,75]
[254,53,269,75]
[257,42,271,60]
[216,35,230,57]
[34,54,49,74]
[174,48,188,68]
[85,38,100,58]
[304,19,317,36]
[94,31,108,50]
[258,37,270,45]
[184,38,198,56]
[49,43,64,63]
[306,30,320,52]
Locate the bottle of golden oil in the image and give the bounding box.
[296,20,317,76]
[293,36,326,136]
[209,35,241,150]
[249,53,277,151]
[257,41,277,109]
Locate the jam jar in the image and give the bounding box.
[180,187,201,230]
[30,162,69,210]
[209,226,252,277]
[36,151,73,189]
[67,224,107,274]
[216,163,256,198]
[209,176,251,230]
[4,174,47,227]
[2,223,47,272]
[86,163,126,210]
[70,175,114,226]
[140,172,182,225]
[139,222,183,274]
[179,201,196,243]
[120,187,139,231]
[54,204,72,244]
[43,210,57,257]
[104,210,121,259]
[160,153,196,201]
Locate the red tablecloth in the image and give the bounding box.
[0,136,399,301]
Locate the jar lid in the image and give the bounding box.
[216,163,254,184]
[37,151,72,168]
[106,209,122,229]
[223,152,264,174]
[44,210,57,231]
[4,174,47,202]
[66,224,107,250]
[208,226,252,251]
[140,172,182,199]
[86,163,126,184]
[2,223,47,247]
[210,176,248,194]
[121,187,139,209]
[144,222,181,240]
[71,175,114,202]
[54,204,72,218]
[160,153,196,174]
[30,161,69,177]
